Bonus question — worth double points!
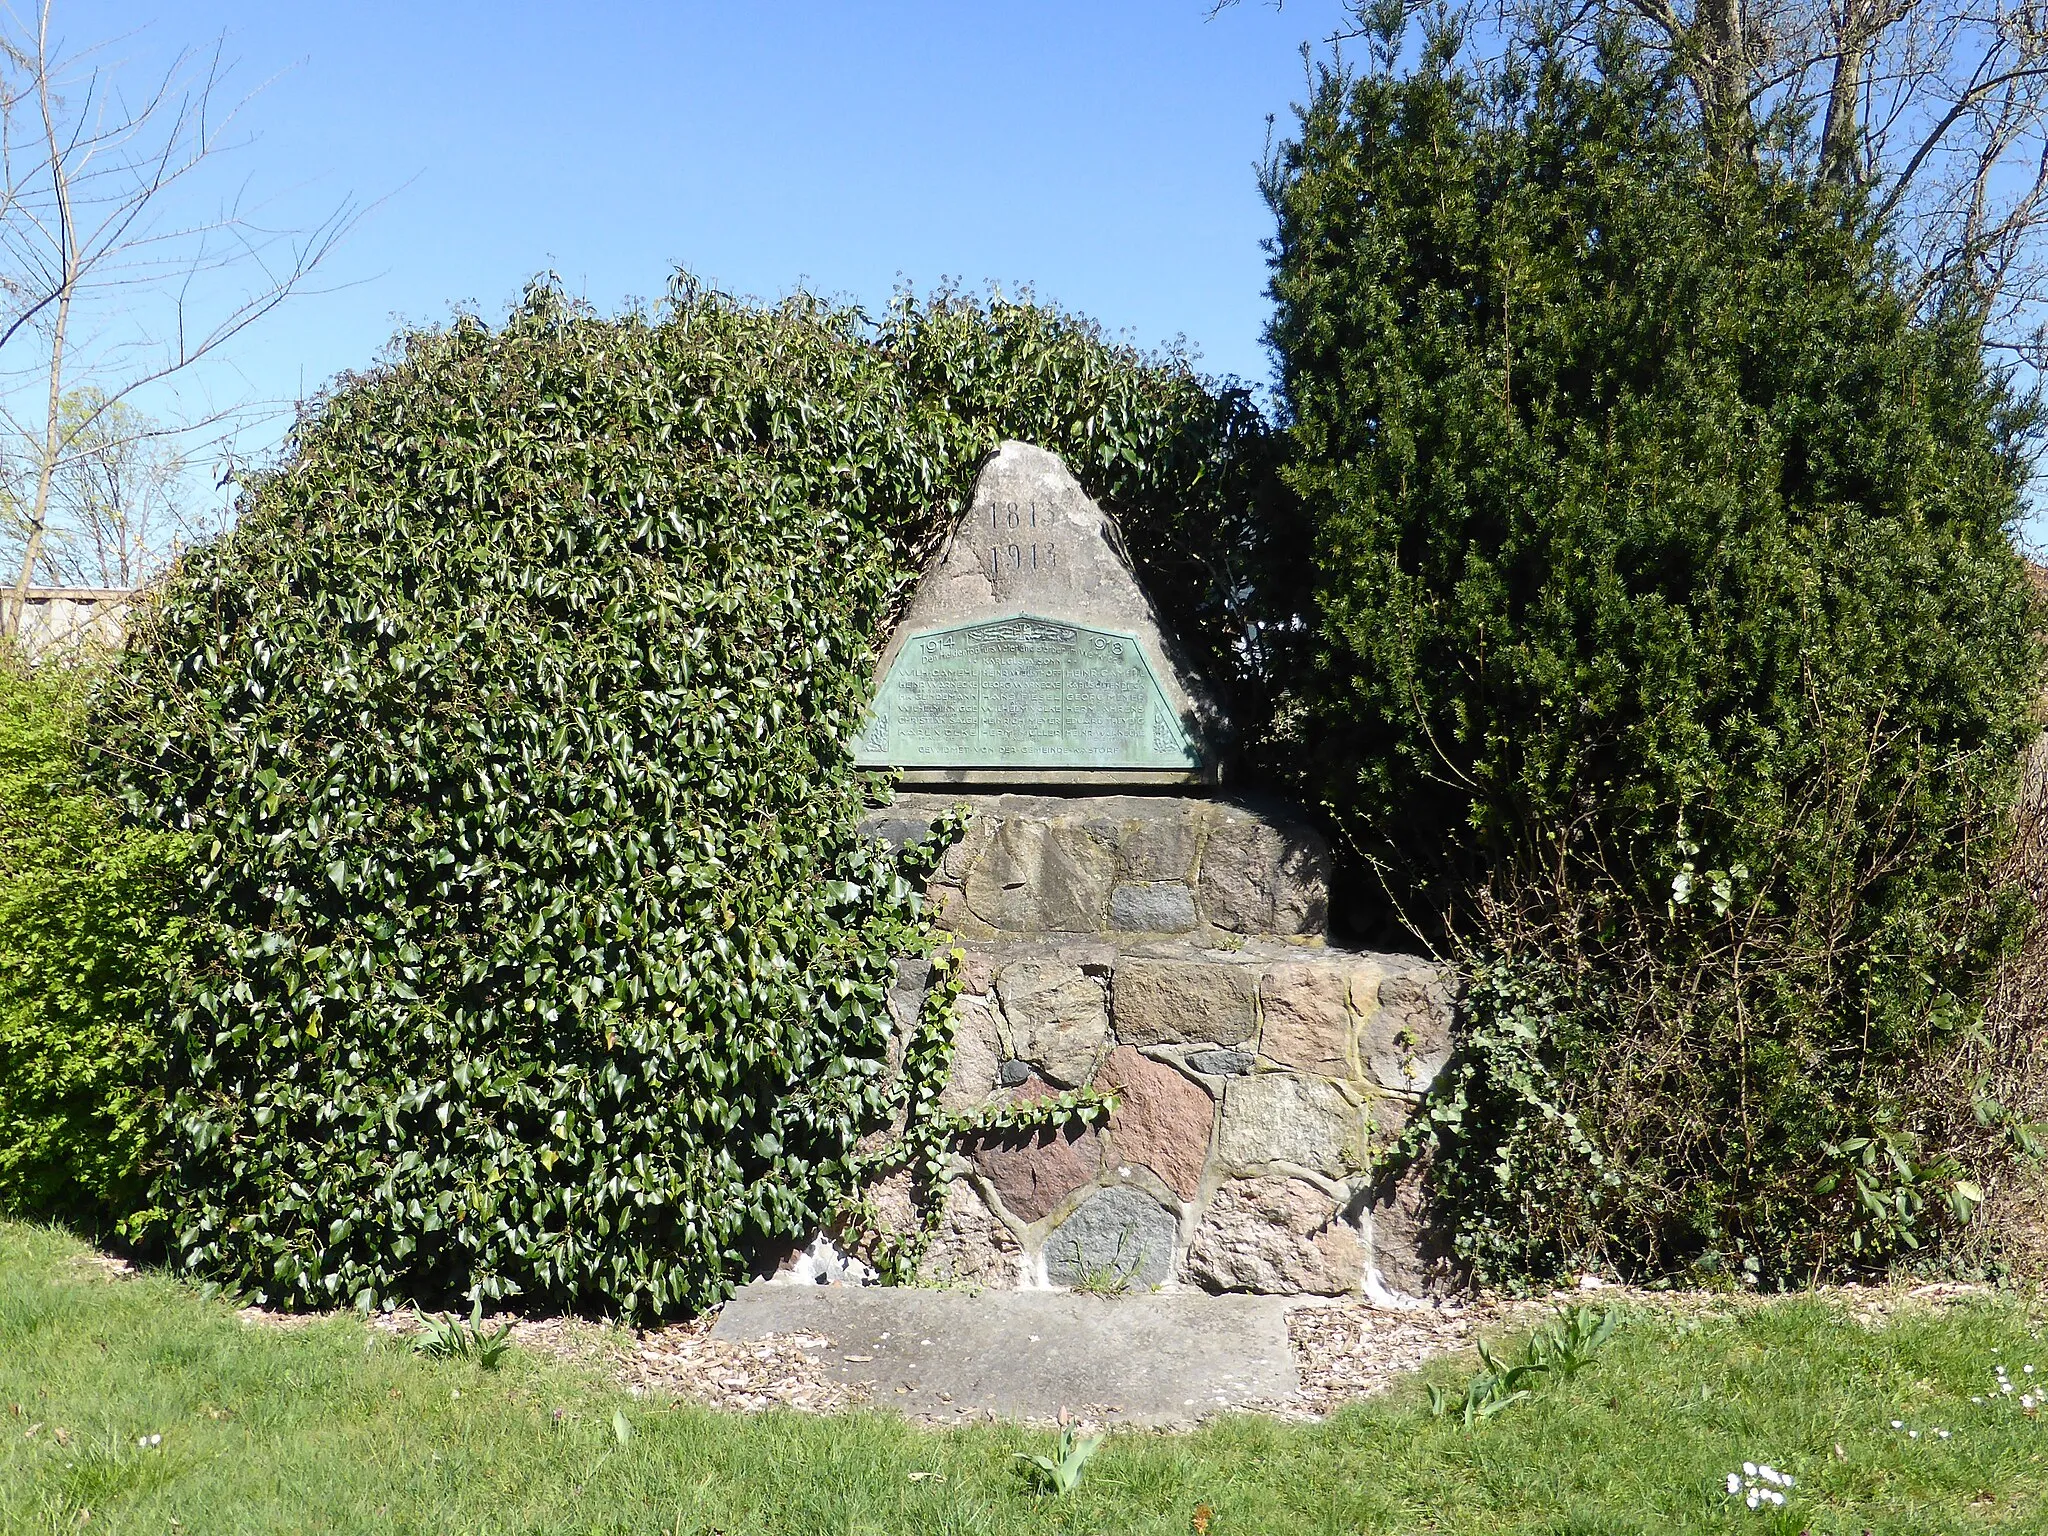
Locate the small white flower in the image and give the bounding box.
[1727,1473,1743,1494]
[2027,1365,2037,1375]
[1759,1466,1781,1485]
[1972,1396,1985,1404]
[1765,1490,1786,1506]
[1910,1430,1920,1439]
[1936,1429,1952,1440]
[1891,1420,1905,1429]
[1744,1461,1759,1476]
[1746,1492,1761,1509]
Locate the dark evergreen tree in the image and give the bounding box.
[1265,29,2045,1280]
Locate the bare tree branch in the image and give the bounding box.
[0,1,359,637]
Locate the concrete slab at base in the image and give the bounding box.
[711,1282,1298,1425]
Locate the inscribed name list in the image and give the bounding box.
[855,616,1198,773]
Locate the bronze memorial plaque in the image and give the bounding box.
[855,615,1199,776]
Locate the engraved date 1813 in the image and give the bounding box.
[981,499,1056,579]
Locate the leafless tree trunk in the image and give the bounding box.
[0,1,355,639]
[11,6,77,624]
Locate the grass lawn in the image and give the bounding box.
[2,1220,2045,1535]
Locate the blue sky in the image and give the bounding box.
[80,0,1357,469]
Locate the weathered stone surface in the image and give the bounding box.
[1109,882,1199,933]
[1187,1048,1255,1077]
[1185,1177,1365,1296]
[997,1058,1031,1087]
[873,793,1335,942]
[969,1079,1104,1223]
[1367,1088,1419,1140]
[1194,814,1273,934]
[890,954,931,1009]
[965,816,1115,933]
[1257,963,1355,1076]
[1367,1044,1453,1093]
[1196,809,1330,935]
[858,442,1224,785]
[1111,957,1258,1046]
[1271,831,1331,935]
[863,1168,922,1239]
[712,1283,1297,1425]
[1109,801,1203,882]
[884,958,929,1084]
[995,961,1111,1086]
[1364,1166,1442,1296]
[927,882,987,941]
[1215,1073,1367,1178]
[916,1177,1022,1288]
[1095,1045,1215,1200]
[961,949,999,996]
[865,814,948,856]
[1359,963,1458,1093]
[1044,1186,1179,1290]
[942,995,1006,1115]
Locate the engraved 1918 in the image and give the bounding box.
[981,498,1057,580]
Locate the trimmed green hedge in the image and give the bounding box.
[90,280,1275,1316]
[0,656,188,1233]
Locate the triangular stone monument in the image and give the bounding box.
[856,441,1225,785]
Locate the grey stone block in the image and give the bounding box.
[1184,1177,1365,1296]
[1187,1048,1255,1077]
[1044,1186,1179,1290]
[1359,962,1459,1093]
[1111,957,1258,1046]
[1368,1045,1453,1093]
[1196,808,1330,936]
[1215,1073,1366,1178]
[1364,1165,1445,1298]
[1111,801,1204,881]
[863,816,940,853]
[710,1283,1297,1426]
[997,1058,1031,1087]
[964,815,1115,933]
[995,960,1110,1087]
[941,995,1006,1115]
[1109,882,1199,933]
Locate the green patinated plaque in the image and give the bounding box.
[856,615,1200,774]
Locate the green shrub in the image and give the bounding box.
[91,280,1272,1316]
[1265,33,2045,1281]
[0,654,188,1232]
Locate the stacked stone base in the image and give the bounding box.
[862,793,1453,1298]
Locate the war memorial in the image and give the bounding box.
[849,442,1453,1301]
